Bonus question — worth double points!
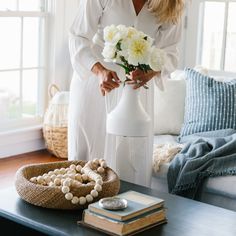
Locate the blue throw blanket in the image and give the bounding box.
[167,129,236,198]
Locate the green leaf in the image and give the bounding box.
[116,41,122,51]
[116,63,130,74]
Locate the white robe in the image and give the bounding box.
[68,0,182,187]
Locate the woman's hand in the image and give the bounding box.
[127,69,160,89]
[92,62,121,96]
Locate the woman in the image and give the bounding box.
[68,0,184,187]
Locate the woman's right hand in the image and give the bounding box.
[92,62,121,96]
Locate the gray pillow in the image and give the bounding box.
[179,68,236,137]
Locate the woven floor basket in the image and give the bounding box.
[43,125,68,159]
[15,161,120,210]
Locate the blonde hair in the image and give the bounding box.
[147,0,185,24]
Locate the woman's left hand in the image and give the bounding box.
[127,69,160,89]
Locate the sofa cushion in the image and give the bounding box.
[154,71,186,135]
[180,68,236,137]
[196,176,236,211]
[200,176,236,199]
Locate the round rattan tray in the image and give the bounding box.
[15,161,120,210]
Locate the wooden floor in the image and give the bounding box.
[0,150,64,189]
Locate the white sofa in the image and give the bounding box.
[152,71,236,212]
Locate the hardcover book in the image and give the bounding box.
[88,190,165,221]
[80,208,167,236]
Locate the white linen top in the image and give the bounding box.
[69,0,182,87]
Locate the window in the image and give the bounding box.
[198,0,236,72]
[0,0,48,131]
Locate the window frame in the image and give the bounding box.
[184,0,236,76]
[0,3,49,132]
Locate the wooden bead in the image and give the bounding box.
[82,174,88,181]
[61,186,70,194]
[94,184,102,192]
[60,168,66,174]
[96,179,103,185]
[101,161,107,168]
[50,174,56,181]
[86,194,93,203]
[76,165,82,172]
[64,174,69,179]
[65,193,73,200]
[75,174,82,181]
[37,176,44,184]
[57,174,63,179]
[95,175,102,180]
[73,181,82,188]
[54,178,61,186]
[90,190,98,198]
[68,174,75,179]
[71,196,79,204]
[63,179,71,187]
[70,164,76,170]
[54,169,60,175]
[44,176,51,184]
[30,177,37,183]
[97,167,104,174]
[79,197,87,205]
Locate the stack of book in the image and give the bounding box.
[79,190,167,236]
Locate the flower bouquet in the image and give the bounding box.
[102,24,165,88]
[101,25,166,137]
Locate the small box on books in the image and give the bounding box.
[78,191,167,236]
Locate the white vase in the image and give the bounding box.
[106,84,151,137]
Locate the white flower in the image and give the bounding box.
[102,43,117,62]
[127,36,151,65]
[101,24,166,74]
[127,27,138,39]
[145,35,154,45]
[149,47,166,71]
[116,24,128,39]
[103,25,123,45]
[119,38,130,59]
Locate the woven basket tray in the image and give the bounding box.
[15,161,120,210]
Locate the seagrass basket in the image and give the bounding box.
[43,84,69,159]
[43,125,68,159]
[15,161,120,210]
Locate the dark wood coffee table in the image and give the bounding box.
[0,180,236,236]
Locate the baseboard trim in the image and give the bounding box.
[0,126,45,158]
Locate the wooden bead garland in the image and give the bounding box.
[30,159,107,205]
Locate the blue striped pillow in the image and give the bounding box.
[180,68,236,137]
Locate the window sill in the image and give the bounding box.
[0,125,45,158]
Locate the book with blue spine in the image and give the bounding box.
[88,190,165,221]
